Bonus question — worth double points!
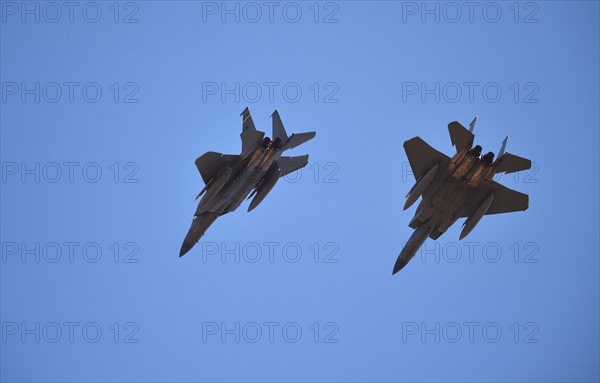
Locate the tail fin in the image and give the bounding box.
[240,107,265,154]
[271,109,316,151]
[492,135,531,174]
[469,116,478,132]
[271,109,288,141]
[498,135,509,158]
[241,107,256,132]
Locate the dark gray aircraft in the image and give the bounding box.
[180,107,315,257]
[393,117,531,274]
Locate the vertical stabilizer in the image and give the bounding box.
[469,116,478,132]
[240,107,265,154]
[271,109,289,141]
[498,135,509,158]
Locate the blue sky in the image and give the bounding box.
[1,1,598,382]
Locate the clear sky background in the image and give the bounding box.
[1,1,599,382]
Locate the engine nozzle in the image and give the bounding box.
[482,152,495,164]
[470,145,482,157]
[259,137,272,149]
[272,137,283,150]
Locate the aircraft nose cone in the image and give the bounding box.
[392,255,409,275]
[179,241,194,257]
[393,244,419,274]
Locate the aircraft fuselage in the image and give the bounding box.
[409,147,493,239]
[181,140,285,252]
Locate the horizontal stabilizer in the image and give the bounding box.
[495,153,531,174]
[269,109,315,150]
[283,132,316,151]
[448,121,475,152]
[404,137,450,181]
[278,155,309,177]
[195,151,239,184]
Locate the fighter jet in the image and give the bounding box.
[179,107,316,257]
[393,117,531,274]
